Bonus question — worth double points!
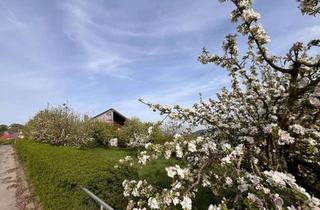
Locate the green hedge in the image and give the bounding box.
[0,138,16,145]
[16,140,137,210]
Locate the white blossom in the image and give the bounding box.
[148,197,160,209]
[166,166,177,178]
[109,138,118,147]
[180,196,192,210]
[290,124,305,135]
[225,176,233,186]
[278,130,295,145]
[188,141,197,152]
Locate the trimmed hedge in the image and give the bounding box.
[16,140,137,210]
[0,138,15,145]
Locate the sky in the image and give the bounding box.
[0,0,319,125]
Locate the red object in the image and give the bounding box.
[0,133,15,140]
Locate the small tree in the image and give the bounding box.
[119,117,151,147]
[8,123,24,133]
[90,121,117,145]
[119,118,171,147]
[119,0,320,209]
[0,124,8,135]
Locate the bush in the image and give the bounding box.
[16,140,137,210]
[119,118,173,147]
[118,117,148,147]
[89,121,117,145]
[25,104,95,148]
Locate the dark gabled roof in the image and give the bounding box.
[91,108,127,120]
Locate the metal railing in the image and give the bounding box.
[81,187,115,210]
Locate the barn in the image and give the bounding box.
[91,108,127,129]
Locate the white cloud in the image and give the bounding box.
[60,0,229,78]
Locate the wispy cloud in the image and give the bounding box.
[60,0,229,78]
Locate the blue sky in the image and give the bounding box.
[0,0,319,125]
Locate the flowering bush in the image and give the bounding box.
[26,104,95,148]
[118,0,320,209]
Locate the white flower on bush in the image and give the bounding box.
[145,142,152,149]
[225,176,233,186]
[270,193,284,209]
[221,155,231,165]
[118,0,320,209]
[188,141,197,152]
[148,197,159,209]
[180,196,192,210]
[138,151,150,165]
[175,144,183,158]
[166,165,189,179]
[238,177,249,192]
[264,123,277,134]
[208,204,221,210]
[173,197,180,205]
[309,196,320,208]
[166,166,177,178]
[109,138,118,147]
[263,171,296,188]
[164,149,172,159]
[290,124,305,135]
[148,126,153,135]
[278,130,294,145]
[242,8,261,22]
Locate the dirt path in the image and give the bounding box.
[0,145,18,210]
[0,145,40,210]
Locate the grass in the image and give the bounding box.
[0,138,16,145]
[16,140,212,210]
[16,140,137,210]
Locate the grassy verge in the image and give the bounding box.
[16,140,137,210]
[16,140,212,210]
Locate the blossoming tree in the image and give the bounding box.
[119,0,320,209]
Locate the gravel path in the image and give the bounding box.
[0,145,18,210]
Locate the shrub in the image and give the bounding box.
[119,118,173,147]
[118,117,149,147]
[16,140,137,210]
[25,104,95,148]
[149,122,170,144]
[89,121,117,145]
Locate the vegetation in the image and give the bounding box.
[89,121,117,145]
[25,104,96,148]
[24,104,175,148]
[16,139,212,210]
[118,117,150,147]
[0,138,15,145]
[0,123,24,135]
[119,117,176,147]
[118,1,320,209]
[15,140,137,210]
[8,123,24,133]
[0,124,8,135]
